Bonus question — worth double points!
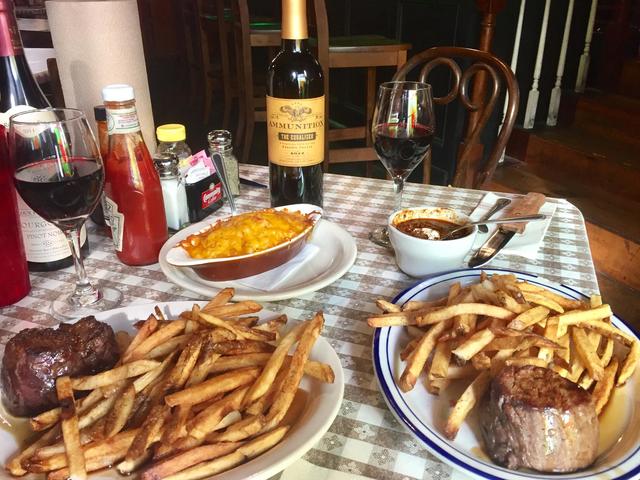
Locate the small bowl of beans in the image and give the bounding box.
[388,207,477,277]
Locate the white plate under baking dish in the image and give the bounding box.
[0,301,344,480]
[159,217,357,302]
[372,268,640,480]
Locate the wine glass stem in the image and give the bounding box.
[64,227,94,297]
[393,177,404,213]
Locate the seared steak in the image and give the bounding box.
[1,317,119,417]
[480,365,598,472]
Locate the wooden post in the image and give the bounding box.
[575,0,599,93]
[499,0,526,162]
[460,0,506,188]
[523,0,551,128]
[547,0,576,126]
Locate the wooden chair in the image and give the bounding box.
[310,0,411,174]
[231,0,281,163]
[392,47,519,189]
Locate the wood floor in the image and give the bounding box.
[493,89,640,331]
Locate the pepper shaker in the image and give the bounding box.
[208,130,240,196]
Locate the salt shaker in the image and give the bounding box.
[153,153,189,231]
[207,130,240,196]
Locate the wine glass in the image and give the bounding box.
[9,108,122,321]
[369,81,435,247]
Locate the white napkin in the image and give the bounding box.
[469,193,557,259]
[234,244,320,291]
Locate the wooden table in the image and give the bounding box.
[0,165,599,480]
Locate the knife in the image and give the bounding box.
[468,192,546,268]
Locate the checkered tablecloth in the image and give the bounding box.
[0,164,599,480]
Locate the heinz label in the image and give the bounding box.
[266,95,324,167]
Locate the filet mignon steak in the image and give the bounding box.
[1,316,119,417]
[480,365,598,472]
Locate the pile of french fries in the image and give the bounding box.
[368,273,639,440]
[5,288,334,480]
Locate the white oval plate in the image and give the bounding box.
[372,268,640,480]
[0,301,344,480]
[159,219,357,302]
[165,204,322,268]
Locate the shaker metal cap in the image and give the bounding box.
[153,153,179,178]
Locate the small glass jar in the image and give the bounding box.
[153,153,189,231]
[208,130,240,196]
[156,124,192,172]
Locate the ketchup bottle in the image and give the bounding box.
[101,84,167,265]
[0,124,30,305]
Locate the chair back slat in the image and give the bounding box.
[393,46,519,188]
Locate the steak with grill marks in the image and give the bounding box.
[1,316,119,417]
[480,365,599,472]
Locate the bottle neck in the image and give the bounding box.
[281,0,308,41]
[0,1,24,57]
[104,100,143,136]
[281,38,308,53]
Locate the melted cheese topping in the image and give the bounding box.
[180,209,313,259]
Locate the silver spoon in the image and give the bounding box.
[440,214,550,240]
[477,198,511,233]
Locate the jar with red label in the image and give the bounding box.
[184,171,223,223]
[101,84,168,265]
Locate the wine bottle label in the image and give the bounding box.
[0,2,24,56]
[106,107,141,135]
[104,196,124,251]
[266,96,325,167]
[17,197,87,262]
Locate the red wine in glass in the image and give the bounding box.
[14,157,104,231]
[9,108,122,321]
[373,123,434,178]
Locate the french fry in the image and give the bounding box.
[71,360,161,390]
[118,404,170,474]
[367,311,419,327]
[56,376,86,480]
[570,318,634,345]
[208,340,275,355]
[207,414,265,442]
[203,288,235,310]
[402,297,447,311]
[516,281,546,293]
[618,340,639,386]
[187,386,249,440]
[263,314,323,431]
[165,367,260,407]
[593,358,619,415]
[505,357,548,368]
[444,371,491,440]
[452,329,495,361]
[122,314,159,362]
[572,327,604,381]
[429,341,452,379]
[416,303,514,326]
[375,299,401,313]
[496,290,529,314]
[128,320,187,361]
[201,301,262,318]
[556,305,613,337]
[507,306,550,331]
[399,319,452,392]
[521,291,564,313]
[141,442,241,480]
[243,322,307,407]
[104,383,136,437]
[146,335,191,359]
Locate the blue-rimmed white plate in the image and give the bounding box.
[372,268,640,480]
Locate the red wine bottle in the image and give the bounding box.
[266,0,324,208]
[0,124,29,306]
[0,0,88,272]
